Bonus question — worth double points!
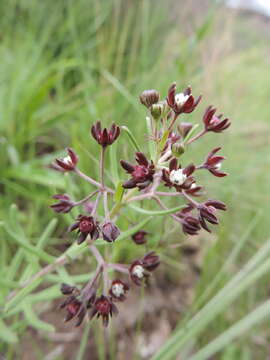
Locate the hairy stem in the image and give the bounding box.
[168,112,179,132]
[186,129,206,145]
[74,168,113,194]
[74,190,99,206]
[100,147,106,189]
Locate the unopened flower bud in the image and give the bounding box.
[150,103,163,120]
[178,122,193,138]
[172,143,185,157]
[101,221,120,242]
[139,89,160,108]
[132,230,148,245]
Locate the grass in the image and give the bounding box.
[1,1,270,359]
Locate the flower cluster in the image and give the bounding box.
[49,81,230,328]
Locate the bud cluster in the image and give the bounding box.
[48,81,230,329]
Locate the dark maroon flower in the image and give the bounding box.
[201,147,227,177]
[61,283,80,296]
[60,283,96,326]
[60,296,84,324]
[69,215,99,244]
[50,194,75,213]
[132,230,148,245]
[129,252,160,286]
[101,221,120,242]
[176,206,201,235]
[162,158,195,192]
[90,295,118,327]
[139,89,160,108]
[109,280,129,302]
[91,121,120,147]
[198,199,227,232]
[203,106,231,133]
[120,152,155,190]
[54,148,78,171]
[167,83,202,115]
[142,251,160,271]
[129,260,148,286]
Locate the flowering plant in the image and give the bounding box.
[50,82,230,327]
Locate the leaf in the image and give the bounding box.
[23,303,55,332]
[109,144,119,184]
[100,69,139,111]
[146,116,156,160]
[37,218,58,249]
[113,182,124,203]
[152,239,270,360]
[129,204,185,216]
[0,319,18,343]
[158,130,169,152]
[5,277,43,312]
[189,300,270,360]
[121,126,142,152]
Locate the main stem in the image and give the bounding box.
[100,147,106,190]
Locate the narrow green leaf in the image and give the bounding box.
[129,204,185,216]
[37,218,58,249]
[5,277,43,312]
[158,130,169,152]
[189,300,270,360]
[121,126,142,152]
[146,116,155,160]
[0,319,18,343]
[109,144,119,184]
[3,224,55,263]
[113,182,124,203]
[152,240,270,360]
[23,303,55,332]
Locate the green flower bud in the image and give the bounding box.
[172,143,185,157]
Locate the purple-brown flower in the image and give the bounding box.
[167,83,202,115]
[132,230,148,245]
[203,106,231,133]
[91,121,120,147]
[129,252,160,286]
[201,147,227,177]
[176,206,201,236]
[101,221,120,242]
[50,194,75,213]
[120,152,155,190]
[54,148,78,171]
[109,279,129,302]
[162,158,195,192]
[69,215,99,244]
[198,199,227,232]
[60,283,96,326]
[90,295,118,327]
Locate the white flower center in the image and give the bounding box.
[175,93,189,107]
[214,162,222,170]
[132,265,144,279]
[62,155,72,165]
[112,283,124,297]
[169,169,187,186]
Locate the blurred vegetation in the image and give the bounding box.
[1,0,270,359]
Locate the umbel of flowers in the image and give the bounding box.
[50,82,230,327]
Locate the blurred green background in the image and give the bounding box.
[1,0,270,359]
